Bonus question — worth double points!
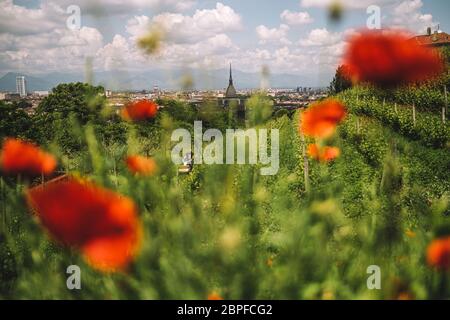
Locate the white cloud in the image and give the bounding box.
[1,0,440,85]
[127,3,242,44]
[155,2,242,43]
[272,47,306,71]
[280,10,314,25]
[95,30,237,72]
[300,0,396,9]
[110,2,242,71]
[220,46,309,75]
[0,26,104,70]
[0,1,243,75]
[299,0,437,35]
[298,28,342,46]
[0,0,104,73]
[293,28,360,74]
[125,15,152,38]
[47,0,196,15]
[256,24,292,45]
[58,27,104,51]
[159,34,236,66]
[95,35,136,70]
[0,0,65,36]
[251,49,272,60]
[390,0,437,34]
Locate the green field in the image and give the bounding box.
[0,83,449,299]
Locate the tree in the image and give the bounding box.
[16,100,32,109]
[439,47,450,88]
[0,101,33,140]
[157,98,196,124]
[330,65,353,94]
[440,46,450,66]
[33,82,107,152]
[36,82,106,124]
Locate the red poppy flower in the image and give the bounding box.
[301,99,347,138]
[121,100,158,121]
[207,292,223,300]
[307,144,340,162]
[26,178,142,272]
[344,30,444,88]
[0,138,57,176]
[126,155,157,176]
[427,236,450,271]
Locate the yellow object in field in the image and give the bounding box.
[178,165,192,174]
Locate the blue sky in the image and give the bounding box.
[1,0,449,86]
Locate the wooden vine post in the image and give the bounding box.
[444,85,448,124]
[412,103,416,127]
[1,178,4,233]
[356,94,361,134]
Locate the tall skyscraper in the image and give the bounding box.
[16,76,27,97]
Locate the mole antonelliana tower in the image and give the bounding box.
[225,63,237,98]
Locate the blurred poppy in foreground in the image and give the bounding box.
[0,138,56,176]
[126,155,157,176]
[207,292,223,300]
[26,178,142,272]
[427,236,450,271]
[344,30,444,88]
[397,292,414,300]
[121,100,158,121]
[307,144,340,162]
[301,99,347,138]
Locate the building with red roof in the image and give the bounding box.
[410,28,450,48]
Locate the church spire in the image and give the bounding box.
[229,63,233,86]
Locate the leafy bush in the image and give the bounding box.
[0,102,33,141]
[340,115,388,167]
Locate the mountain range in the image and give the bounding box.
[0,69,329,92]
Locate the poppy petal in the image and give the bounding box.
[121,100,158,121]
[301,99,347,138]
[26,178,142,272]
[344,30,444,88]
[1,138,56,176]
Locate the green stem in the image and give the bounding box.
[16,173,21,195]
[1,178,5,234]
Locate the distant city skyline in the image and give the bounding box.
[0,68,329,92]
[1,0,450,87]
